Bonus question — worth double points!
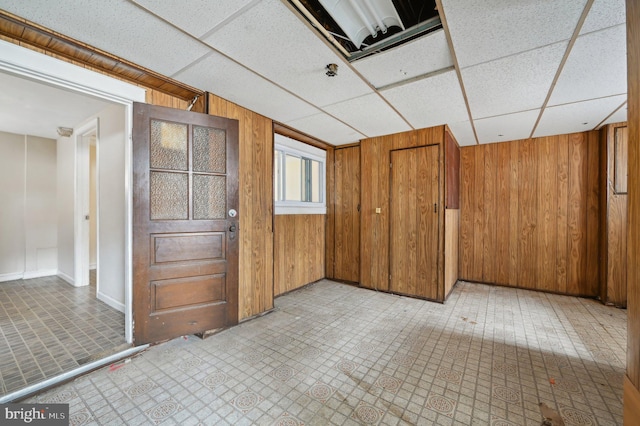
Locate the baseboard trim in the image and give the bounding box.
[57,270,75,286]
[97,291,125,313]
[23,269,58,280]
[0,272,24,283]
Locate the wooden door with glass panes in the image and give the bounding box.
[132,103,239,344]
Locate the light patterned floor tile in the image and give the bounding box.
[15,280,626,425]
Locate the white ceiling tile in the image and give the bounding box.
[380,70,468,129]
[285,113,365,145]
[581,0,626,34]
[441,0,586,68]
[131,0,255,38]
[462,42,567,119]
[203,0,373,107]
[447,121,477,147]
[352,30,453,88]
[602,103,628,126]
[474,109,540,144]
[1,0,210,77]
[549,25,626,106]
[173,53,318,123]
[322,94,411,138]
[534,95,626,137]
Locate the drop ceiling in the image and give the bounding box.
[0,0,627,146]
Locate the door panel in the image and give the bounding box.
[334,146,361,282]
[133,102,239,345]
[390,145,439,299]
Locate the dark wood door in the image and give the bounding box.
[132,102,239,345]
[334,146,360,282]
[389,145,439,299]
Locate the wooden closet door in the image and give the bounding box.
[389,145,439,299]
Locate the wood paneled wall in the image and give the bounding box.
[360,126,446,300]
[445,209,459,297]
[445,129,461,209]
[330,146,361,282]
[626,0,640,420]
[444,127,461,299]
[600,123,628,307]
[274,215,325,295]
[325,147,336,278]
[460,132,600,296]
[208,94,274,320]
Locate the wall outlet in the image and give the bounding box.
[375,208,381,214]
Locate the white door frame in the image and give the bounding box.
[74,120,98,289]
[0,39,146,344]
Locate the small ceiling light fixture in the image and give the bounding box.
[57,127,73,137]
[326,63,338,77]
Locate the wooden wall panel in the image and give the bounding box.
[274,214,324,296]
[459,131,599,297]
[145,89,189,110]
[601,124,629,308]
[208,94,274,320]
[445,209,459,298]
[445,130,460,208]
[627,0,640,408]
[460,148,475,280]
[494,143,511,284]
[481,143,497,283]
[556,135,570,294]
[333,146,360,282]
[360,127,446,300]
[325,147,336,278]
[537,137,557,292]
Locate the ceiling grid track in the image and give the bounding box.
[126,0,367,141]
[528,0,595,139]
[595,100,627,129]
[434,0,479,145]
[280,0,415,133]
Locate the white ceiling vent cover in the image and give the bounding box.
[318,0,405,48]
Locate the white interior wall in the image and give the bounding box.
[56,135,75,284]
[56,104,126,311]
[89,144,97,268]
[95,103,126,312]
[0,131,58,282]
[24,136,57,278]
[0,131,27,281]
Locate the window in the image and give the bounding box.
[274,134,326,214]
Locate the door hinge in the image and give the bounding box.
[390,162,392,168]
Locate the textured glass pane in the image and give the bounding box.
[193,174,226,220]
[150,120,188,170]
[285,154,301,201]
[193,126,226,173]
[150,172,188,220]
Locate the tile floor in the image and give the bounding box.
[0,272,126,395]
[25,280,626,425]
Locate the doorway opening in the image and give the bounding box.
[0,39,145,400]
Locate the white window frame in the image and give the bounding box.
[274,133,326,215]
